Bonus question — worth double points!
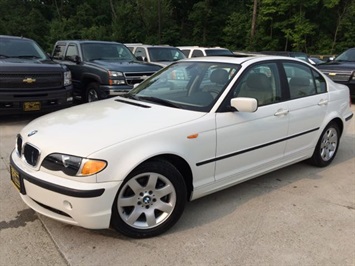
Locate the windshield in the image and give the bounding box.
[148,47,186,62]
[0,38,47,59]
[205,49,234,56]
[335,48,355,62]
[127,61,240,112]
[81,43,136,61]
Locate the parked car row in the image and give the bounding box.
[1,34,354,116]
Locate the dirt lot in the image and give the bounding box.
[1,105,354,266]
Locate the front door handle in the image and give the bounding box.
[274,109,289,116]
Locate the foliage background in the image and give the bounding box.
[0,0,354,54]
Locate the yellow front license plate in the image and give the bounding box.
[10,166,21,191]
[23,101,41,111]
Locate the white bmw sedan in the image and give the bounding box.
[10,56,353,238]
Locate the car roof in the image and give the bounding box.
[177,46,229,50]
[127,44,175,48]
[0,35,32,41]
[57,40,124,45]
[179,55,307,65]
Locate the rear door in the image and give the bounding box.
[281,61,328,160]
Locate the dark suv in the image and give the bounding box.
[0,35,73,115]
[52,40,162,102]
[317,48,355,100]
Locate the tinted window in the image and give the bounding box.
[191,50,204,57]
[205,49,234,56]
[0,38,47,59]
[81,43,135,61]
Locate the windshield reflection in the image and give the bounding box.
[128,62,240,112]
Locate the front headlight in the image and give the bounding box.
[64,70,72,86]
[108,71,124,78]
[42,153,107,176]
[108,71,126,85]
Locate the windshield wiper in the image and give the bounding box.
[0,54,9,58]
[123,94,139,100]
[138,96,181,108]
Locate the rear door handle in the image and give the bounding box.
[318,99,328,106]
[274,109,289,116]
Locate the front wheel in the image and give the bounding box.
[111,159,187,238]
[85,82,101,102]
[309,122,340,167]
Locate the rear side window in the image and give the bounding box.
[312,70,326,93]
[283,62,318,99]
[191,50,204,57]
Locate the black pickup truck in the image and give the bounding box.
[317,48,355,101]
[0,35,73,115]
[51,40,162,102]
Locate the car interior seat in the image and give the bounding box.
[289,77,314,98]
[203,68,229,97]
[238,73,274,105]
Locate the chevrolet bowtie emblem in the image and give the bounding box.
[23,77,36,83]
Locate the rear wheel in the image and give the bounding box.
[309,122,340,167]
[111,159,187,238]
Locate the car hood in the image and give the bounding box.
[0,58,64,71]
[317,61,355,71]
[21,97,206,157]
[87,60,162,71]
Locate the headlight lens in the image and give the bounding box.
[64,70,72,86]
[108,71,123,77]
[42,153,107,176]
[108,71,126,85]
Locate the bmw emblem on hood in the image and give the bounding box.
[28,130,38,137]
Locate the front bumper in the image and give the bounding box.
[0,85,73,115]
[10,152,121,229]
[100,84,133,97]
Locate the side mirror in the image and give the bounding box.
[230,97,258,112]
[136,56,144,61]
[74,55,81,64]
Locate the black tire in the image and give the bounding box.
[85,82,101,102]
[309,122,340,167]
[111,159,187,238]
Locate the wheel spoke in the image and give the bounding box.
[145,209,157,227]
[117,196,136,207]
[155,184,174,198]
[126,208,143,225]
[155,200,174,213]
[127,178,144,194]
[145,173,158,190]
